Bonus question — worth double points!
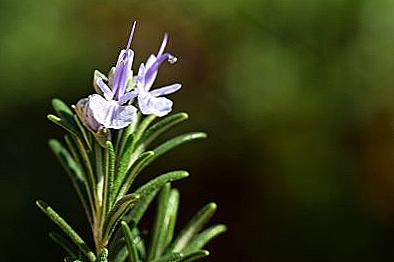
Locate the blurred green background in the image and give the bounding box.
[2,0,394,261]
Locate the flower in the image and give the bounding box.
[74,98,111,146]
[88,21,139,129]
[136,33,182,117]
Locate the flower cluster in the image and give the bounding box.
[76,21,181,138]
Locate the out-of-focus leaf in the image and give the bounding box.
[48,139,93,224]
[48,114,79,136]
[49,232,77,258]
[36,200,96,262]
[52,99,79,132]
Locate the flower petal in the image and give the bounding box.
[89,94,137,129]
[150,83,182,97]
[118,91,138,105]
[112,49,134,99]
[138,91,173,117]
[96,78,114,100]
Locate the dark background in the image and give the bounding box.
[2,0,394,261]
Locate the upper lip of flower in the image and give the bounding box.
[96,21,137,104]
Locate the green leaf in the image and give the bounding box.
[64,257,83,262]
[104,141,116,211]
[133,171,189,205]
[134,115,156,142]
[123,187,160,228]
[115,151,155,201]
[113,227,146,262]
[97,248,109,262]
[48,139,93,224]
[117,113,140,157]
[180,250,209,262]
[169,203,217,252]
[70,136,97,208]
[138,113,188,148]
[72,114,92,150]
[49,232,77,258]
[103,194,140,242]
[115,134,135,192]
[147,184,171,261]
[151,252,182,262]
[182,225,226,254]
[48,114,79,136]
[145,133,207,168]
[121,221,140,262]
[164,189,179,248]
[36,200,96,262]
[51,99,79,132]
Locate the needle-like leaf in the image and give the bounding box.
[104,141,116,212]
[36,200,96,262]
[48,114,79,137]
[145,133,207,168]
[138,112,188,148]
[147,184,171,261]
[49,232,78,258]
[182,225,227,254]
[48,139,93,224]
[103,194,140,242]
[169,203,217,252]
[134,115,156,142]
[121,221,140,262]
[115,151,155,201]
[52,99,79,133]
[151,252,182,262]
[179,250,209,262]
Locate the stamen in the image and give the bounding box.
[158,33,168,56]
[126,21,137,51]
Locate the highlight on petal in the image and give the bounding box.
[88,94,137,129]
[138,91,173,117]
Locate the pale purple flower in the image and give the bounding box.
[88,21,139,129]
[136,33,182,117]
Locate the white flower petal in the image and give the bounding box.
[138,91,173,117]
[89,94,137,129]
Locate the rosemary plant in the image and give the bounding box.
[36,22,225,262]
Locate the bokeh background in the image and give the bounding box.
[3,0,394,261]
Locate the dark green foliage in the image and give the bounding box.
[37,99,225,261]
